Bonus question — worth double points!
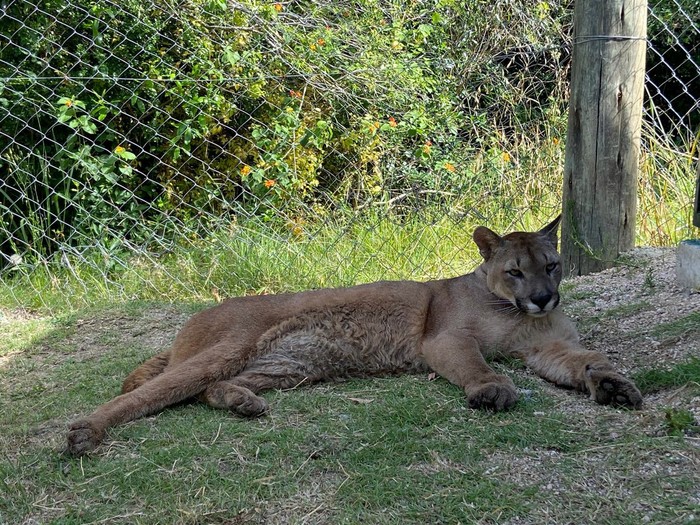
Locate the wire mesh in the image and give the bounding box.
[0,0,697,310]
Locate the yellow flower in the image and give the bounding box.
[274,3,283,11]
[114,145,126,155]
[388,117,397,127]
[240,164,252,177]
[287,218,305,237]
[444,162,456,172]
[502,151,511,163]
[552,137,560,145]
[64,99,73,107]
[422,141,432,155]
[264,179,276,188]
[317,38,326,46]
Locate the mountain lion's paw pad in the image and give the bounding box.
[586,368,643,409]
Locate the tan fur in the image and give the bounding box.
[67,216,642,455]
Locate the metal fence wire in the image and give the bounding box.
[0,0,698,308]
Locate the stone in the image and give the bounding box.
[676,240,700,290]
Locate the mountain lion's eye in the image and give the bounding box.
[546,262,558,273]
[507,269,523,277]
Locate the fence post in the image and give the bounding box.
[561,0,647,276]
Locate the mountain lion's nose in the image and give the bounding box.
[531,293,552,310]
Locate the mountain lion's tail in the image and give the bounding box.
[121,350,171,394]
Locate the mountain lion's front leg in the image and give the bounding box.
[421,331,519,411]
[519,339,643,408]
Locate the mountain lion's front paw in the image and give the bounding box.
[585,366,643,409]
[67,419,105,456]
[466,379,519,411]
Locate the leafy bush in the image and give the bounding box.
[1,0,570,261]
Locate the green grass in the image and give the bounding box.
[0,315,55,356]
[637,123,699,247]
[0,210,511,312]
[631,354,700,438]
[650,312,700,341]
[1,303,698,524]
[633,357,700,394]
[664,408,700,436]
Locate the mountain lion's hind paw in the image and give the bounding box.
[67,419,104,456]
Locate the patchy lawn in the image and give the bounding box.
[1,248,698,524]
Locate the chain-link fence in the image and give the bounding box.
[0,0,698,310]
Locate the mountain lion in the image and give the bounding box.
[67,216,642,455]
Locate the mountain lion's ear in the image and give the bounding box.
[539,214,561,248]
[473,226,502,261]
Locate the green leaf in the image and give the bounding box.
[299,129,314,147]
[78,116,98,134]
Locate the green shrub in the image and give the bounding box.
[0,0,571,261]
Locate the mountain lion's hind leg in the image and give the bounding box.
[121,350,170,394]
[200,356,318,416]
[67,342,251,456]
[520,340,643,408]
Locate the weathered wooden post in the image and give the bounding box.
[561,0,648,276]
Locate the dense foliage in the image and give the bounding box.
[0,0,695,264]
[0,0,571,260]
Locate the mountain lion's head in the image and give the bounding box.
[473,216,562,317]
